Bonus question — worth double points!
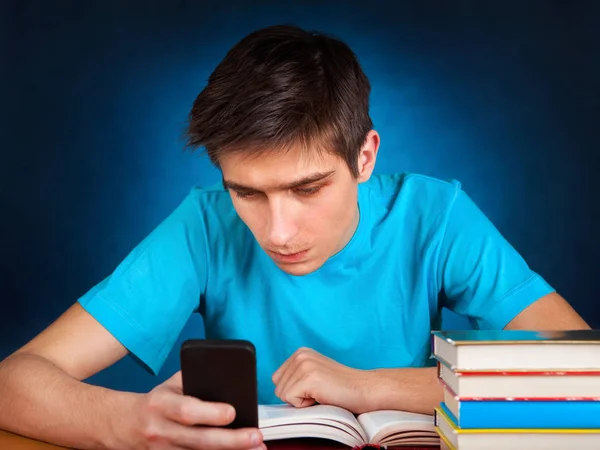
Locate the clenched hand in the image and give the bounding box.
[272,348,376,414]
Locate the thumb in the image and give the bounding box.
[163,371,183,393]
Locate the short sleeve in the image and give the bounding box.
[78,193,208,375]
[437,188,555,330]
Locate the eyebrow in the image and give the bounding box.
[223,170,336,192]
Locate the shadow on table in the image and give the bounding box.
[267,437,439,449]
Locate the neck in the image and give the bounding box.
[334,204,360,255]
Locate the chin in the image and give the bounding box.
[275,259,324,276]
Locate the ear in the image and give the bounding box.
[356,130,380,183]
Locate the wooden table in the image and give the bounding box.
[0,430,439,449]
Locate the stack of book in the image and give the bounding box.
[430,329,600,450]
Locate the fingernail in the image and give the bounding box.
[226,406,235,421]
[250,431,262,446]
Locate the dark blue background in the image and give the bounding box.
[1,1,599,393]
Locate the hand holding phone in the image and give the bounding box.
[115,372,266,450]
[113,339,262,450]
[180,339,259,429]
[114,370,265,450]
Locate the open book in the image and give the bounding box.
[259,403,439,448]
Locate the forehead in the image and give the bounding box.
[219,146,343,187]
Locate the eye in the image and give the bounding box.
[295,186,322,195]
[234,191,257,199]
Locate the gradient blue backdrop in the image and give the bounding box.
[1,1,599,393]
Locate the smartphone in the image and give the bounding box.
[180,339,259,429]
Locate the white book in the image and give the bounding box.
[432,330,600,372]
[259,404,439,448]
[438,360,600,399]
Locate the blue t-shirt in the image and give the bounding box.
[78,173,554,404]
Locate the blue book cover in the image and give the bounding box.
[432,329,600,345]
[442,399,600,429]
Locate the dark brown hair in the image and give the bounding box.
[185,24,373,178]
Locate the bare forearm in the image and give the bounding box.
[363,367,442,415]
[0,353,138,449]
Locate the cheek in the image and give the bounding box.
[303,190,354,234]
[231,200,266,234]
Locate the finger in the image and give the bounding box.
[276,366,302,402]
[273,358,298,401]
[274,360,300,402]
[283,384,318,408]
[169,423,263,450]
[275,349,317,402]
[272,353,294,385]
[278,368,317,408]
[161,392,236,427]
[283,376,317,408]
[273,347,313,385]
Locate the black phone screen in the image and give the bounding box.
[180,339,259,429]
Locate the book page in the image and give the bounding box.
[259,404,367,443]
[261,423,359,448]
[357,409,435,444]
[259,403,358,427]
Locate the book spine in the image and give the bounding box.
[453,399,600,429]
[438,404,600,435]
[440,377,600,401]
[447,370,600,377]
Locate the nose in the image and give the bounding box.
[267,198,298,247]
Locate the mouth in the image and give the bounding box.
[267,249,309,264]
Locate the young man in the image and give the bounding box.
[0,24,589,450]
